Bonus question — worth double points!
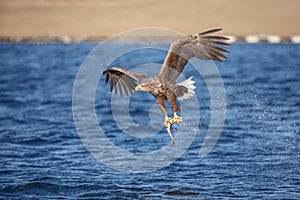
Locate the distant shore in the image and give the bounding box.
[0,0,299,41]
[1,35,300,44]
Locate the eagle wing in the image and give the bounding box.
[103,67,147,97]
[158,28,231,82]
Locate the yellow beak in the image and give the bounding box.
[135,85,141,91]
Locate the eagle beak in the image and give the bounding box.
[135,85,141,91]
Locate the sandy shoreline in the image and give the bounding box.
[0,0,299,41]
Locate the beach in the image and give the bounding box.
[0,0,299,40]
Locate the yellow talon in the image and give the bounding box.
[164,115,172,127]
[171,113,182,124]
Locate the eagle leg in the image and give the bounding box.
[155,96,171,127]
[170,112,182,124]
[165,92,182,124]
[164,115,172,128]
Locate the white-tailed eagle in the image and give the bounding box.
[103,28,230,141]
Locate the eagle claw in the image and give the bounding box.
[171,113,182,124]
[164,117,172,128]
[164,113,182,127]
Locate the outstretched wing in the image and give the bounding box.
[158,28,231,82]
[103,67,147,97]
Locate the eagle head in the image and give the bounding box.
[135,79,153,92]
[135,83,152,92]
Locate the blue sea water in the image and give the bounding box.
[0,42,299,199]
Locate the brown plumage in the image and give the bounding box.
[103,28,231,128]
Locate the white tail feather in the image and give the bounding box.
[177,76,196,100]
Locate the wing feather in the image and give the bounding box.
[199,28,222,35]
[209,53,222,62]
[213,46,230,54]
[212,40,232,46]
[103,67,147,96]
[116,81,123,97]
[119,78,129,96]
[207,47,228,59]
[158,28,231,81]
[202,36,229,40]
[110,77,114,92]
